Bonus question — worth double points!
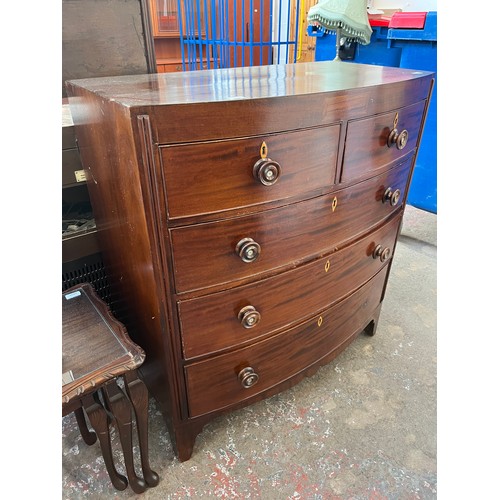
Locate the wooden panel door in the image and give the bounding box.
[226,0,272,67]
[291,0,317,62]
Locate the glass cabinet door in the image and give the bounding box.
[155,0,178,34]
[152,0,206,36]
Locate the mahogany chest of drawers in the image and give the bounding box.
[67,61,434,461]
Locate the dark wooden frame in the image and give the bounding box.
[62,284,146,406]
[62,283,158,493]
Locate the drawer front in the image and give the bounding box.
[185,266,388,417]
[178,214,401,359]
[161,125,340,219]
[171,158,412,293]
[341,100,426,183]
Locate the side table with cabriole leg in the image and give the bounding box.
[62,283,159,493]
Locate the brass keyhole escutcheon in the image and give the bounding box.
[317,316,323,327]
[331,196,338,213]
[260,141,268,159]
[325,260,330,273]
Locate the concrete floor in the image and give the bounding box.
[62,205,437,499]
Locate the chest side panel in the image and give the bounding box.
[66,85,179,421]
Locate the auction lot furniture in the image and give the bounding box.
[66,60,434,461]
[62,283,159,493]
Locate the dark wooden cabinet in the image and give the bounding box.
[66,61,434,461]
[62,104,100,264]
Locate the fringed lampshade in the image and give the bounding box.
[307,0,372,60]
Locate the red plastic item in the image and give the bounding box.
[388,12,427,29]
[369,16,392,27]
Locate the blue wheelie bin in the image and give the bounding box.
[309,23,402,67]
[388,11,437,213]
[308,11,437,213]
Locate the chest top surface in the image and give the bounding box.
[66,60,433,108]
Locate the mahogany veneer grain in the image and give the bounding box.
[67,61,434,461]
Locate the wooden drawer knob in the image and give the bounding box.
[383,187,401,206]
[387,128,409,150]
[387,112,409,150]
[235,237,261,263]
[253,158,281,186]
[372,244,391,262]
[238,367,259,388]
[238,305,261,328]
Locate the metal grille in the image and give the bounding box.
[177,0,304,70]
[62,254,113,308]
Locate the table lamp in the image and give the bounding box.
[307,0,372,61]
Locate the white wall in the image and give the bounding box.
[372,0,437,11]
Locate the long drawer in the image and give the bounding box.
[161,124,340,219]
[184,266,388,417]
[171,158,412,293]
[341,100,426,183]
[178,213,401,359]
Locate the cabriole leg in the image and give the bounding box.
[123,371,159,486]
[74,406,97,445]
[82,393,128,491]
[103,381,147,494]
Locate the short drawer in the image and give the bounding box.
[184,266,388,417]
[178,213,401,359]
[171,157,412,293]
[161,125,340,219]
[341,100,426,183]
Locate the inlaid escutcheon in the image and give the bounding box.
[331,196,338,212]
[260,141,268,159]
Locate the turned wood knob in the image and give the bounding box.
[253,158,281,186]
[383,187,401,206]
[238,305,261,328]
[387,128,409,150]
[238,367,259,388]
[372,244,391,263]
[235,237,261,263]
